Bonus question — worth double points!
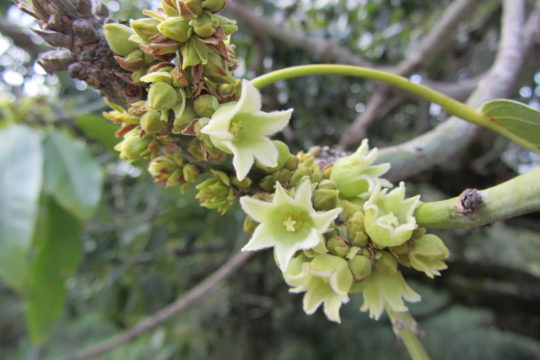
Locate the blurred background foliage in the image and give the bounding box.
[0,0,540,359]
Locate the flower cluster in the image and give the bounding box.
[101,0,449,326]
[240,140,450,322]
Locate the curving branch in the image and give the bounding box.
[339,0,483,149]
[378,0,539,181]
[415,167,540,229]
[59,251,253,360]
[0,17,48,58]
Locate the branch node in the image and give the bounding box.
[455,188,483,215]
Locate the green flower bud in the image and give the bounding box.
[346,211,368,247]
[193,94,219,117]
[203,52,234,83]
[141,110,168,134]
[284,155,299,170]
[130,18,160,41]
[195,170,236,214]
[103,24,139,56]
[181,37,209,69]
[182,163,201,183]
[375,252,398,275]
[185,0,204,15]
[173,104,197,133]
[114,129,153,162]
[327,236,349,257]
[190,11,218,38]
[243,216,258,233]
[161,0,179,16]
[131,69,146,83]
[202,0,225,12]
[166,168,184,188]
[148,155,183,183]
[148,82,178,111]
[140,71,173,84]
[157,17,193,43]
[341,200,364,220]
[215,15,238,35]
[408,234,449,278]
[348,255,372,282]
[312,188,339,211]
[232,176,253,191]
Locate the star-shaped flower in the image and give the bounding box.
[284,254,353,323]
[363,182,420,247]
[359,270,421,320]
[330,139,391,199]
[201,79,293,180]
[240,180,342,271]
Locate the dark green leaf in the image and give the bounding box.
[43,130,104,221]
[480,100,540,153]
[0,125,43,291]
[26,196,83,344]
[74,114,120,152]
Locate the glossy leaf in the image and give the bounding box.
[0,125,43,291]
[26,196,83,344]
[480,100,540,153]
[43,130,104,221]
[74,114,120,152]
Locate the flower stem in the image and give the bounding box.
[252,64,490,129]
[415,167,540,229]
[385,307,430,360]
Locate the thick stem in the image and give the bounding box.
[415,167,540,229]
[251,64,491,132]
[385,307,430,360]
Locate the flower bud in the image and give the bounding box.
[348,255,372,281]
[191,11,218,37]
[340,200,363,220]
[375,252,398,275]
[130,18,160,41]
[284,155,299,170]
[149,155,183,183]
[215,15,238,35]
[161,0,179,16]
[202,0,225,12]
[141,110,168,134]
[114,129,152,162]
[182,163,201,183]
[243,216,258,233]
[166,168,184,188]
[346,211,368,248]
[193,94,219,117]
[204,52,234,83]
[140,71,173,84]
[408,234,449,278]
[148,82,178,111]
[327,236,349,257]
[195,170,236,214]
[313,188,339,211]
[185,0,204,15]
[181,37,209,69]
[232,176,253,191]
[103,24,139,56]
[173,104,197,133]
[157,17,192,43]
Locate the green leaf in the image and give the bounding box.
[480,100,540,153]
[74,113,120,152]
[26,196,83,344]
[0,125,43,291]
[43,130,104,221]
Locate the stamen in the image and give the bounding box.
[283,216,297,232]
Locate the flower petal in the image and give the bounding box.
[274,228,321,271]
[302,278,326,314]
[240,196,274,223]
[323,293,347,323]
[293,179,313,208]
[250,109,293,136]
[241,223,275,252]
[273,181,294,207]
[235,79,262,114]
[231,146,255,181]
[250,136,278,168]
[200,102,237,139]
[311,208,342,233]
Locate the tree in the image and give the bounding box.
[1,0,540,359]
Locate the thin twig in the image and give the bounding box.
[59,251,253,360]
[379,0,535,181]
[340,0,482,149]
